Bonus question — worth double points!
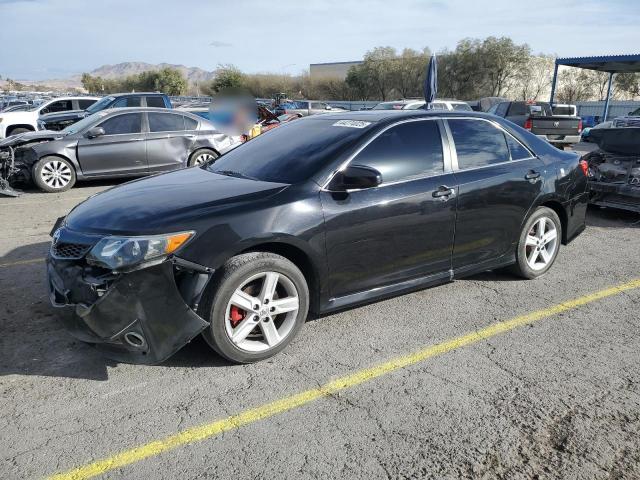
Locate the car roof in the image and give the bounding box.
[304,109,491,123]
[107,92,166,97]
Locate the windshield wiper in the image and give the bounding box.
[213,169,257,181]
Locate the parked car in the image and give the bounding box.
[610,107,640,128]
[0,99,29,111]
[372,100,472,111]
[274,100,346,117]
[0,108,237,193]
[0,96,99,138]
[45,110,588,365]
[1,104,33,113]
[488,101,582,148]
[38,92,172,131]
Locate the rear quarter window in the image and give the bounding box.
[448,119,510,169]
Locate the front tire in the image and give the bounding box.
[33,156,76,192]
[509,207,562,279]
[200,252,309,363]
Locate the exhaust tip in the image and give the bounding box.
[123,332,146,348]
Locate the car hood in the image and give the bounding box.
[65,167,289,235]
[40,110,87,121]
[0,130,63,148]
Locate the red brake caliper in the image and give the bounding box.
[230,305,246,327]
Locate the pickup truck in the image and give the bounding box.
[488,101,582,148]
[38,92,172,131]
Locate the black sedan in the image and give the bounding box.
[46,110,589,364]
[1,108,237,192]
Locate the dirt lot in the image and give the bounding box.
[1,181,639,479]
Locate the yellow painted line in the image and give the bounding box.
[0,257,45,268]
[48,278,640,480]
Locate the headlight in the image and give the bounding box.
[86,231,194,270]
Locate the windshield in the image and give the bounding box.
[552,106,575,116]
[206,117,375,183]
[452,103,472,111]
[372,102,405,110]
[60,111,109,135]
[86,96,114,114]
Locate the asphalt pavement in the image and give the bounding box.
[1,180,639,479]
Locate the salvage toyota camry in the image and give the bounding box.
[46,110,589,364]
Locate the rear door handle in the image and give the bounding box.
[432,185,455,198]
[130,138,145,142]
[525,170,541,180]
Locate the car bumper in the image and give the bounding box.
[46,256,210,365]
[536,134,581,145]
[588,180,640,213]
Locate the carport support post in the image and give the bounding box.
[549,61,559,105]
[602,72,614,122]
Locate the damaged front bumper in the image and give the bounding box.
[46,245,211,365]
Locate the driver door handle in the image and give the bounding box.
[432,185,455,198]
[525,170,541,180]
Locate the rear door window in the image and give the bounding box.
[353,120,444,183]
[78,99,97,109]
[98,113,143,135]
[145,96,166,108]
[448,119,510,169]
[43,100,73,113]
[113,97,142,107]
[148,112,185,132]
[507,103,526,116]
[495,103,509,116]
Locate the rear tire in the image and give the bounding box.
[188,148,219,167]
[33,156,76,193]
[200,252,309,364]
[509,207,562,279]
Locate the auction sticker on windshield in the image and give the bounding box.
[332,120,371,128]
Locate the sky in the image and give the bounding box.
[1,0,639,80]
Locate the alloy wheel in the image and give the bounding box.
[525,217,558,271]
[193,152,216,165]
[40,160,72,189]
[224,271,300,352]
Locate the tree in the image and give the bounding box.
[479,37,530,97]
[210,65,246,94]
[556,68,594,103]
[514,55,554,101]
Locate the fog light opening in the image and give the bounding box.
[124,332,146,348]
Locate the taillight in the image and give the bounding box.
[524,118,532,131]
[579,159,588,176]
[578,119,583,133]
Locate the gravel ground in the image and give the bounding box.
[1,180,639,479]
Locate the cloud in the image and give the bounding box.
[209,41,232,48]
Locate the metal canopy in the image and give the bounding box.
[555,54,640,73]
[549,54,640,121]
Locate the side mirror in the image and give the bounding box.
[40,108,49,115]
[85,127,105,139]
[329,165,382,191]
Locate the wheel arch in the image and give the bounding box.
[7,124,35,136]
[538,200,568,244]
[238,240,321,315]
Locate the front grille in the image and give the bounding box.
[51,242,92,260]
